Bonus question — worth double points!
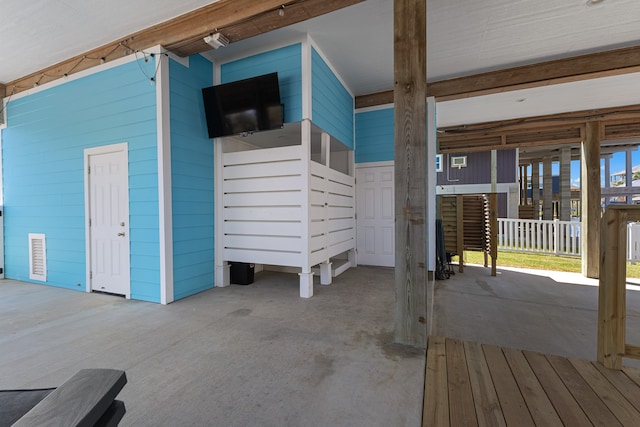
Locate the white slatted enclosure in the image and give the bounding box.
[218,120,356,297]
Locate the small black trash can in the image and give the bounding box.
[229,262,255,285]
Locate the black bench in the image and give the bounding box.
[1,369,127,426]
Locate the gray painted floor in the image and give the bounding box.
[433,263,640,369]
[0,267,424,427]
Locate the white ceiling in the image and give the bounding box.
[3,0,640,124]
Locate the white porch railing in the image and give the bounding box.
[497,218,640,262]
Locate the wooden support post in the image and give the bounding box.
[490,193,498,277]
[522,165,528,206]
[603,155,611,207]
[531,160,540,219]
[597,208,627,369]
[456,195,464,273]
[581,121,601,278]
[393,0,427,347]
[626,150,633,204]
[560,147,571,221]
[542,157,553,220]
[519,166,524,205]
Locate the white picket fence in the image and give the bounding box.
[497,218,640,263]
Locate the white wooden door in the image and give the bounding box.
[88,148,130,296]
[356,164,394,266]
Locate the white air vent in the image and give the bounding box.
[451,156,467,169]
[29,233,47,281]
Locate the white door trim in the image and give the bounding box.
[84,142,130,297]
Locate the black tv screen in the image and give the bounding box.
[202,72,284,138]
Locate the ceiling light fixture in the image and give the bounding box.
[279,5,285,17]
[204,32,230,49]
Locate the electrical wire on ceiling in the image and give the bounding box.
[7,44,169,93]
[6,1,305,94]
[0,86,15,117]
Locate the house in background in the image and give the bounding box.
[434,150,519,218]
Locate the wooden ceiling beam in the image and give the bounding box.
[355,90,393,109]
[440,104,640,135]
[4,0,363,95]
[438,104,640,153]
[167,0,364,57]
[355,44,640,106]
[430,45,640,100]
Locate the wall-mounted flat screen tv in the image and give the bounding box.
[202,72,284,138]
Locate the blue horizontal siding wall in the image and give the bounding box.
[170,55,215,301]
[311,48,354,149]
[355,108,394,163]
[2,59,161,302]
[221,43,302,123]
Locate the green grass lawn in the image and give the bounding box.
[456,250,640,279]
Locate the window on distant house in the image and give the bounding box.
[435,154,443,172]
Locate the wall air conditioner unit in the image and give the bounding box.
[451,155,467,169]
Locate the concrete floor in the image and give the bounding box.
[433,263,640,368]
[0,266,424,427]
[4,262,640,425]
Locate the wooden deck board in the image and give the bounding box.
[463,341,506,427]
[523,350,592,426]
[482,344,535,426]
[592,361,640,413]
[446,339,478,427]
[424,337,640,426]
[570,358,640,425]
[547,354,623,426]
[424,336,449,427]
[502,347,562,426]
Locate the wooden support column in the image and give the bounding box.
[519,166,524,205]
[531,160,540,219]
[522,165,528,205]
[598,207,627,369]
[394,0,427,347]
[560,147,571,221]
[491,150,497,194]
[542,157,553,220]
[581,121,601,278]
[626,150,633,204]
[603,155,611,207]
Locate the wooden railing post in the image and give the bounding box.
[598,208,627,369]
[598,205,640,369]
